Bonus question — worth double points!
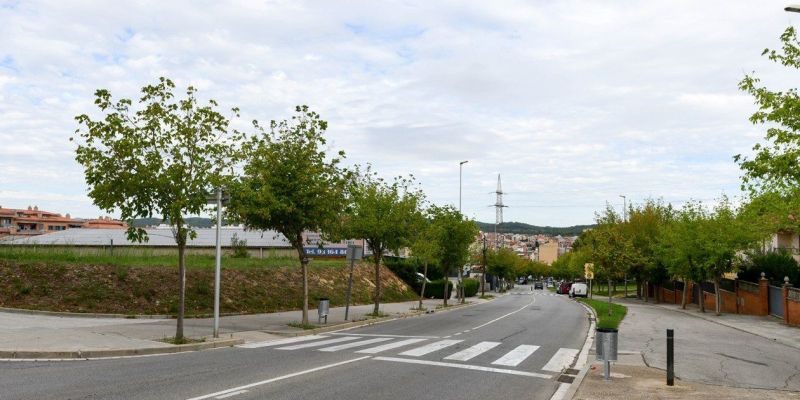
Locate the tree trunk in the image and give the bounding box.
[418,262,428,310]
[699,281,706,313]
[680,279,688,309]
[176,240,186,341]
[373,251,382,315]
[443,268,449,307]
[714,278,721,316]
[636,280,642,300]
[608,278,613,317]
[294,238,309,325]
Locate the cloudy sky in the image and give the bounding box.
[0,1,797,226]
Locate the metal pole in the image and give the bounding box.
[482,236,487,297]
[213,187,222,339]
[345,256,355,321]
[667,329,674,386]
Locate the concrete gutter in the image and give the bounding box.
[0,338,243,360]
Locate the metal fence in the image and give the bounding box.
[769,285,784,318]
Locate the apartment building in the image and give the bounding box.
[0,205,125,237]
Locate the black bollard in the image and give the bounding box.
[667,329,674,386]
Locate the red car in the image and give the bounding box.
[557,282,572,295]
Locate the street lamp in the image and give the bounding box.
[206,187,229,339]
[786,5,800,12]
[459,160,468,213]
[619,195,627,222]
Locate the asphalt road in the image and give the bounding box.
[0,286,590,400]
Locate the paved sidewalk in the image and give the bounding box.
[572,297,800,399]
[0,296,486,357]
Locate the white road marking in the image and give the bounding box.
[443,341,501,361]
[186,356,371,400]
[238,335,327,349]
[399,340,462,357]
[374,357,553,379]
[329,333,439,339]
[215,389,248,399]
[542,348,579,372]
[276,336,360,350]
[491,345,540,367]
[355,338,427,354]
[471,296,535,331]
[318,337,393,352]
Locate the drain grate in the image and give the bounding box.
[556,375,575,383]
[565,368,579,375]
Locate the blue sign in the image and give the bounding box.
[304,247,347,257]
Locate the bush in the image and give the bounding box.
[740,251,800,286]
[422,279,452,299]
[384,257,445,292]
[229,233,250,258]
[461,278,480,297]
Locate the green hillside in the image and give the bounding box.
[476,221,592,236]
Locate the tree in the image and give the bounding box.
[585,206,636,315]
[622,200,674,300]
[427,205,479,306]
[410,208,439,310]
[73,77,241,340]
[347,167,424,314]
[486,248,520,291]
[656,201,708,310]
[227,106,350,325]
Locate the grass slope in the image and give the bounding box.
[577,298,628,329]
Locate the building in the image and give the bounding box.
[538,240,559,265]
[0,205,125,237]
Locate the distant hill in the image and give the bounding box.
[476,221,592,236]
[131,217,216,228]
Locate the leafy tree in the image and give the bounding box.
[427,205,479,306]
[622,200,674,299]
[347,167,425,314]
[486,247,520,291]
[410,208,440,310]
[656,201,708,310]
[584,206,636,315]
[227,106,350,325]
[73,77,242,340]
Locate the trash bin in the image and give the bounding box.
[318,298,330,324]
[595,327,618,362]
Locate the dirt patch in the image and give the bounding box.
[0,261,416,315]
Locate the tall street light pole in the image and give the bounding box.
[458,160,468,303]
[619,194,627,298]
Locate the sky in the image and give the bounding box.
[0,1,798,227]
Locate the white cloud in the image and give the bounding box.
[0,0,795,226]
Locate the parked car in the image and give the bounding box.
[534,281,544,290]
[569,282,588,298]
[415,272,431,284]
[557,282,572,295]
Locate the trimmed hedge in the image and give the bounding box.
[462,278,480,297]
[423,279,452,299]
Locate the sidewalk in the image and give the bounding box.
[571,297,800,399]
[0,296,487,358]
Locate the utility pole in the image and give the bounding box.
[494,174,507,249]
[620,194,627,298]
[482,235,487,297]
[459,160,468,304]
[213,187,222,339]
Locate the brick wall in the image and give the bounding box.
[720,289,737,314]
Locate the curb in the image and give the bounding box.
[0,306,171,319]
[559,299,598,400]
[0,338,244,360]
[263,299,491,337]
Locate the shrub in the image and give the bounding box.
[422,279,452,299]
[229,233,250,258]
[740,250,800,286]
[462,278,480,297]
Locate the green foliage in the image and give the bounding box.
[461,278,480,297]
[486,247,521,280]
[229,233,250,258]
[72,77,243,340]
[740,250,800,286]
[422,279,452,299]
[346,166,425,313]
[577,298,627,330]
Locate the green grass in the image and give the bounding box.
[577,298,628,330]
[287,322,319,330]
[479,294,495,300]
[591,282,637,297]
[0,246,346,269]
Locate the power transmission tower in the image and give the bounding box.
[494,174,507,249]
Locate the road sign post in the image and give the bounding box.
[344,244,363,321]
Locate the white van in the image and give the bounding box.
[569,282,588,298]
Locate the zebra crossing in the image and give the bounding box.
[239,334,578,376]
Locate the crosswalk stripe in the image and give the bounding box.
[318,337,394,352]
[491,345,540,367]
[238,335,327,349]
[443,341,501,361]
[542,348,579,372]
[355,338,427,354]
[277,336,360,350]
[399,340,463,357]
